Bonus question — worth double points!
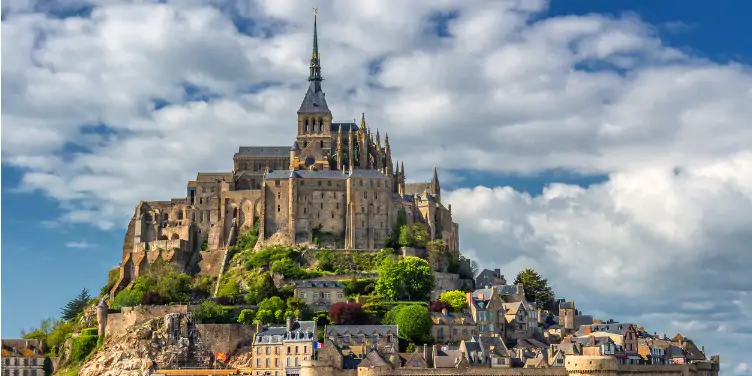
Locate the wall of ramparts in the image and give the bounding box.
[195,324,255,355]
[105,305,188,337]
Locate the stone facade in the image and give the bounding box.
[1,339,46,376]
[294,280,347,310]
[109,10,460,297]
[103,304,189,338]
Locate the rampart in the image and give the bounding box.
[195,324,255,355]
[105,305,188,337]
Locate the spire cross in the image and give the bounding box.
[313,7,318,17]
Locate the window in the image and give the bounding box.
[275,180,281,187]
[278,192,281,200]
[257,347,262,355]
[257,358,261,367]
[275,359,279,367]
[266,359,270,367]
[364,191,368,199]
[320,202,323,209]
[331,212,335,219]
[324,292,331,299]
[327,181,332,186]
[266,347,270,355]
[313,292,319,298]
[320,141,324,148]
[287,357,291,366]
[318,181,322,186]
[304,345,308,353]
[301,293,307,299]
[277,205,281,212]
[304,208,307,214]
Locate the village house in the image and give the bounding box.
[1,339,47,376]
[576,323,641,364]
[293,280,347,310]
[431,308,477,344]
[459,336,512,368]
[325,325,398,357]
[253,318,317,376]
[467,289,506,338]
[475,269,506,289]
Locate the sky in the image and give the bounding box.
[2,0,751,373]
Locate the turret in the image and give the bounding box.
[336,124,343,171]
[290,141,300,170]
[96,298,109,338]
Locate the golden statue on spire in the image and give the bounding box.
[313,7,318,16]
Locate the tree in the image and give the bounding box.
[429,300,451,313]
[513,268,555,309]
[258,297,286,323]
[61,289,91,321]
[131,259,191,303]
[193,300,225,323]
[243,273,278,304]
[376,257,435,301]
[397,226,413,247]
[395,305,432,344]
[410,223,429,248]
[439,290,467,312]
[329,302,367,325]
[382,305,404,325]
[286,296,313,320]
[314,250,336,272]
[426,240,448,271]
[237,309,256,325]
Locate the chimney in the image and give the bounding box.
[286,316,294,332]
[494,268,501,276]
[256,321,262,334]
[441,308,448,316]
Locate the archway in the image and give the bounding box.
[171,233,180,240]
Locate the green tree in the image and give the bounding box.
[237,309,256,325]
[382,305,406,325]
[439,290,467,312]
[193,300,225,323]
[395,305,432,344]
[258,297,286,323]
[244,273,278,305]
[410,223,429,248]
[397,225,413,247]
[111,289,144,310]
[376,257,435,301]
[426,240,447,271]
[131,259,191,303]
[314,250,336,272]
[513,268,555,309]
[285,296,313,320]
[255,309,274,324]
[100,268,120,296]
[61,289,91,321]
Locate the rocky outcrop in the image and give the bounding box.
[78,313,241,376]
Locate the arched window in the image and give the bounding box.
[177,211,183,220]
[163,213,169,221]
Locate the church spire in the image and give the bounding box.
[308,7,323,84]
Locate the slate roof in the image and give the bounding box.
[358,350,390,368]
[196,172,233,182]
[478,335,511,357]
[433,347,466,368]
[332,122,359,133]
[295,280,346,289]
[514,338,549,350]
[577,323,635,336]
[236,146,291,158]
[327,325,398,337]
[431,311,476,325]
[298,82,331,114]
[559,301,574,309]
[255,321,316,344]
[264,169,389,180]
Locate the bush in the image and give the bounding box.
[342,278,377,296]
[395,305,433,344]
[111,289,144,310]
[80,328,98,336]
[429,300,451,313]
[193,300,232,324]
[237,309,256,325]
[69,335,98,364]
[329,302,367,325]
[141,292,164,305]
[439,290,468,312]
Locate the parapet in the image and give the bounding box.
[565,356,618,374]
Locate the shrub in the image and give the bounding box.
[342,278,377,296]
[237,309,256,325]
[80,328,98,336]
[395,305,433,344]
[69,335,98,364]
[111,289,144,310]
[329,302,367,325]
[439,290,468,312]
[193,300,228,324]
[141,292,164,305]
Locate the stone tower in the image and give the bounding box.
[96,297,109,338]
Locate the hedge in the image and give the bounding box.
[81,327,98,336]
[69,335,98,364]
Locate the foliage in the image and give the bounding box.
[111,289,144,310]
[69,335,98,364]
[100,268,120,296]
[271,258,310,279]
[439,290,468,312]
[130,259,192,303]
[257,296,287,324]
[514,268,556,309]
[395,305,433,344]
[384,208,407,248]
[329,302,367,325]
[451,254,479,280]
[405,343,418,353]
[81,327,98,336]
[342,278,377,296]
[244,245,301,270]
[230,220,260,255]
[286,296,314,321]
[200,239,209,252]
[375,256,435,301]
[381,305,404,325]
[429,300,451,313]
[409,223,429,248]
[426,240,450,271]
[397,225,413,247]
[314,250,336,272]
[237,309,256,325]
[141,291,164,305]
[61,289,92,321]
[243,272,278,304]
[191,275,216,299]
[193,300,235,324]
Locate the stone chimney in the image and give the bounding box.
[256,321,262,334]
[286,316,294,332]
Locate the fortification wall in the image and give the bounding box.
[390,369,567,376]
[616,365,689,376]
[195,324,255,355]
[198,248,226,276]
[105,305,188,337]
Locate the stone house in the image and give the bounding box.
[558,301,593,333]
[253,318,317,376]
[1,339,46,376]
[638,339,667,365]
[325,325,398,357]
[475,269,506,289]
[576,323,641,364]
[459,336,512,368]
[466,289,506,338]
[293,280,346,310]
[430,308,476,344]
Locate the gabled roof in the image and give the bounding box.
[327,325,397,338]
[478,336,510,357]
[298,82,330,114]
[295,280,346,289]
[431,311,475,325]
[358,349,390,368]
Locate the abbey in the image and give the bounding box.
[110,12,459,295]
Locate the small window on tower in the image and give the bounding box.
[320,141,324,148]
[277,205,281,212]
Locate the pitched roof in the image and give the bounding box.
[327,325,397,337]
[298,82,331,114]
[478,336,510,357]
[295,280,346,289]
[236,146,291,158]
[431,311,475,325]
[358,349,390,368]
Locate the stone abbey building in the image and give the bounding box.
[110,12,460,295]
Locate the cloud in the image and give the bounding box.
[3,0,752,370]
[65,241,97,249]
[735,363,752,376]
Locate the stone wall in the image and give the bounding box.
[195,324,255,355]
[105,305,188,337]
[198,248,226,276]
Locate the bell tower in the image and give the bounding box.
[295,8,333,170]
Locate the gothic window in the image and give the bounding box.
[364,191,368,199]
[305,125,309,133]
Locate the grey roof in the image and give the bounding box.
[264,169,389,180]
[236,146,291,157]
[577,323,634,336]
[255,321,316,344]
[327,325,397,337]
[295,280,346,289]
[514,338,549,349]
[298,82,330,113]
[332,122,359,133]
[478,336,510,356]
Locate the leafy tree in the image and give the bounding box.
[286,296,314,320]
[237,309,256,325]
[111,289,144,309]
[255,309,274,324]
[513,268,555,309]
[385,209,408,248]
[191,275,216,298]
[193,300,225,323]
[454,255,479,279]
[382,305,404,325]
[329,302,367,325]
[397,225,413,247]
[100,268,120,296]
[244,273,278,305]
[258,297,286,323]
[426,240,448,271]
[429,300,451,313]
[270,258,306,279]
[410,223,429,248]
[376,257,435,301]
[395,305,432,344]
[314,250,336,272]
[439,290,467,312]
[61,289,92,321]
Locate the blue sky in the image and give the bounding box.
[3,0,752,374]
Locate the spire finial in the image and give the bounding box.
[308,8,323,83]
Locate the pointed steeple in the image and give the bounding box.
[309,7,323,84]
[431,166,441,196]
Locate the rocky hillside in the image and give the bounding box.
[77,313,240,376]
